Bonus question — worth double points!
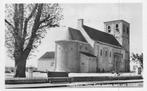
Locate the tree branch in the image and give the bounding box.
[27,4,38,21]
[39,14,51,24]
[38,16,57,29]
[5,19,18,39]
[5,19,15,29]
[39,23,58,29]
[23,4,38,39]
[22,4,38,50]
[24,4,43,55]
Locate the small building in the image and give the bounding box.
[37,52,55,71]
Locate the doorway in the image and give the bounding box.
[113,53,121,73]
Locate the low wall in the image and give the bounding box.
[71,76,143,82]
[5,75,143,84]
[47,72,69,77]
[5,78,48,84]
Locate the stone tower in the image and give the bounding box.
[104,20,130,72]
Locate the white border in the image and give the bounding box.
[1,0,146,91]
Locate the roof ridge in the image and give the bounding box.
[68,27,79,31]
[83,25,114,37]
[104,20,130,24]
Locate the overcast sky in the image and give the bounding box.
[60,3,142,53]
[62,3,142,50]
[6,3,142,67]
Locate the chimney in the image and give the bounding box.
[77,19,84,28]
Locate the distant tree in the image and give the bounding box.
[5,3,63,77]
[131,53,143,68]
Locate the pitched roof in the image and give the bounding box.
[83,25,121,47]
[80,51,96,57]
[39,52,55,60]
[68,27,87,42]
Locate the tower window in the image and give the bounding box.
[127,27,129,34]
[79,45,82,49]
[116,24,119,28]
[100,49,103,56]
[107,26,111,33]
[105,51,108,57]
[110,52,111,57]
[116,24,119,32]
[108,26,111,29]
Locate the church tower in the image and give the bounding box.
[104,20,130,72]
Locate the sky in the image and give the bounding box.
[5,3,142,67]
[60,3,142,53]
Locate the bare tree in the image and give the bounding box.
[5,3,63,77]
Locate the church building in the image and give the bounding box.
[38,19,130,73]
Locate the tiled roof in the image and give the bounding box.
[68,27,87,42]
[83,25,121,47]
[39,52,55,60]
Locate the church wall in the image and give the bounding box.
[104,20,130,72]
[120,50,126,72]
[54,38,127,73]
[112,48,126,72]
[94,42,126,72]
[80,53,97,73]
[122,23,130,71]
[78,42,94,54]
[78,42,96,73]
[55,40,96,73]
[55,41,80,72]
[54,40,126,73]
[94,43,113,72]
[80,54,89,73]
[88,57,97,72]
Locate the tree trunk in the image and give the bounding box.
[14,55,27,77]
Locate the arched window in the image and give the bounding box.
[116,24,119,32]
[107,26,111,33]
[105,51,107,57]
[110,52,111,57]
[79,45,82,49]
[100,49,103,56]
[108,26,111,29]
[116,24,119,28]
